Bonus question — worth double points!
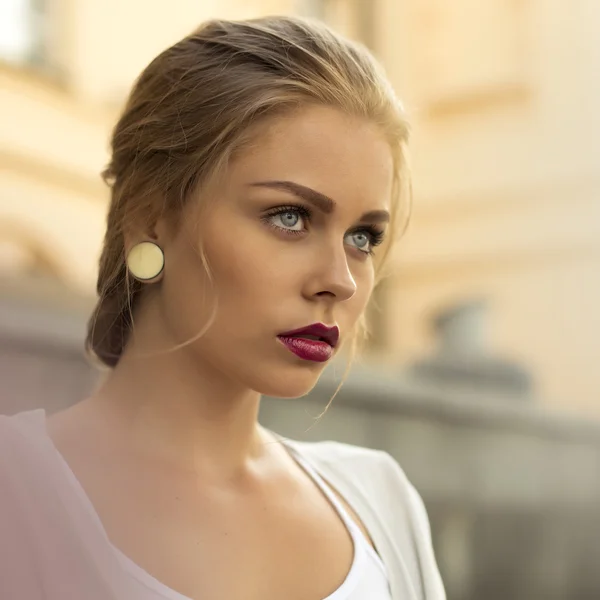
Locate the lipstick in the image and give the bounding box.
[277,323,339,363]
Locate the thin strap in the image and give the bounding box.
[289,449,360,532]
[287,445,388,577]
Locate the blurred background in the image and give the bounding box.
[1,0,600,598]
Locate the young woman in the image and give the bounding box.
[0,16,445,600]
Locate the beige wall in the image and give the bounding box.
[1,0,598,412]
[372,0,600,411]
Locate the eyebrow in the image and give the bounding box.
[249,180,390,224]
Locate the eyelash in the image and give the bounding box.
[261,204,385,255]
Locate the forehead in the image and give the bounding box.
[227,105,394,213]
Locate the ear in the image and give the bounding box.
[123,211,175,255]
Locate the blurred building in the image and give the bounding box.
[1,1,599,411]
[378,0,600,415]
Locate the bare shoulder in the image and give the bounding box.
[45,399,93,441]
[45,399,118,463]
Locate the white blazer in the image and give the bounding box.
[285,438,446,600]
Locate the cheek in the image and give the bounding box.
[345,266,375,321]
[202,214,300,300]
[206,237,267,297]
[197,225,290,329]
[356,280,375,314]
[358,260,376,296]
[158,244,215,341]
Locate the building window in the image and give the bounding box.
[0,0,50,69]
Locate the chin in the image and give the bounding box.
[251,366,324,399]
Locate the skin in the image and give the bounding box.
[48,105,394,600]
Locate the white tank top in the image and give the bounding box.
[50,427,391,600]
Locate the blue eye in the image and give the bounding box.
[345,228,385,255]
[263,206,310,233]
[347,231,370,250]
[274,210,303,230]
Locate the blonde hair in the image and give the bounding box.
[86,15,411,368]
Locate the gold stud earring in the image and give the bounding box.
[126,241,165,282]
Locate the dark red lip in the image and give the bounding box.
[278,323,340,348]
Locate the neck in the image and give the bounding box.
[87,311,268,480]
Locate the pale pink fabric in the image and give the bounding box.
[0,410,135,599]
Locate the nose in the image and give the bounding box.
[303,245,357,303]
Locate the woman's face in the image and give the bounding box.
[157,105,394,398]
